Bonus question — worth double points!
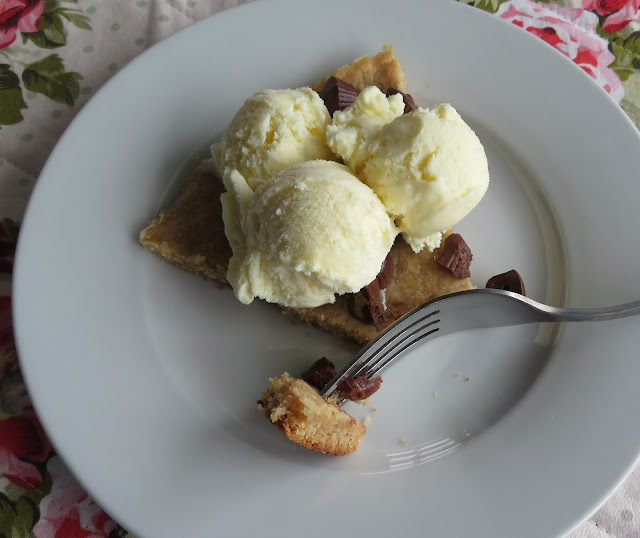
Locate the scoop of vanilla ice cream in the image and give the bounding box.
[363,104,489,252]
[326,86,405,174]
[211,88,334,190]
[220,160,397,308]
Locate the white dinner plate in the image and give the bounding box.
[14,0,640,536]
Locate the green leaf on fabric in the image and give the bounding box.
[0,65,27,126]
[0,493,39,537]
[22,54,82,106]
[608,41,640,82]
[42,0,62,14]
[621,72,640,130]
[22,4,90,47]
[1,218,20,243]
[59,9,91,30]
[470,0,510,13]
[622,31,640,55]
[596,20,636,42]
[21,11,68,48]
[0,357,24,416]
[5,460,54,505]
[41,12,68,44]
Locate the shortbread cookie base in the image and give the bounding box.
[139,46,473,345]
[140,161,231,283]
[311,44,408,94]
[257,373,365,456]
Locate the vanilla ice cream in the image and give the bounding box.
[326,98,489,253]
[363,104,489,252]
[326,86,405,174]
[220,160,397,308]
[211,88,334,190]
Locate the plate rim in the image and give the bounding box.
[13,1,640,536]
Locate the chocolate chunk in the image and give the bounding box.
[386,87,418,113]
[347,254,395,324]
[337,376,383,401]
[301,357,337,391]
[434,233,472,278]
[319,76,359,116]
[376,254,395,289]
[347,283,385,324]
[486,269,526,296]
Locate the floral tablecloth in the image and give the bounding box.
[1,0,639,536]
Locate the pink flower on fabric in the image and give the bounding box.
[32,456,118,537]
[0,410,52,488]
[583,0,640,32]
[497,0,624,103]
[0,0,44,49]
[0,448,43,488]
[0,298,48,488]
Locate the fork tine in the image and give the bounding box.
[365,323,441,378]
[319,308,441,396]
[349,310,440,377]
[355,317,440,379]
[319,288,640,398]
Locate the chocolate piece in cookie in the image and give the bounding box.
[141,48,473,347]
[434,233,472,279]
[386,87,418,113]
[347,254,395,325]
[348,287,384,325]
[486,269,526,296]
[376,254,395,289]
[301,357,337,391]
[319,76,359,116]
[337,376,383,401]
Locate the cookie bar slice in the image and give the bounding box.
[257,373,365,456]
[139,46,473,345]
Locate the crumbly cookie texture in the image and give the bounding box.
[139,161,230,283]
[311,44,408,94]
[287,230,471,344]
[139,46,473,345]
[257,373,365,456]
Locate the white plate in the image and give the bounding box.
[14,0,640,536]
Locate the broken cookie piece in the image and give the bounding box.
[258,373,365,456]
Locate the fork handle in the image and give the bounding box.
[437,289,640,329]
[506,292,640,323]
[319,290,640,397]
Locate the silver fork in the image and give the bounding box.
[319,288,640,397]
